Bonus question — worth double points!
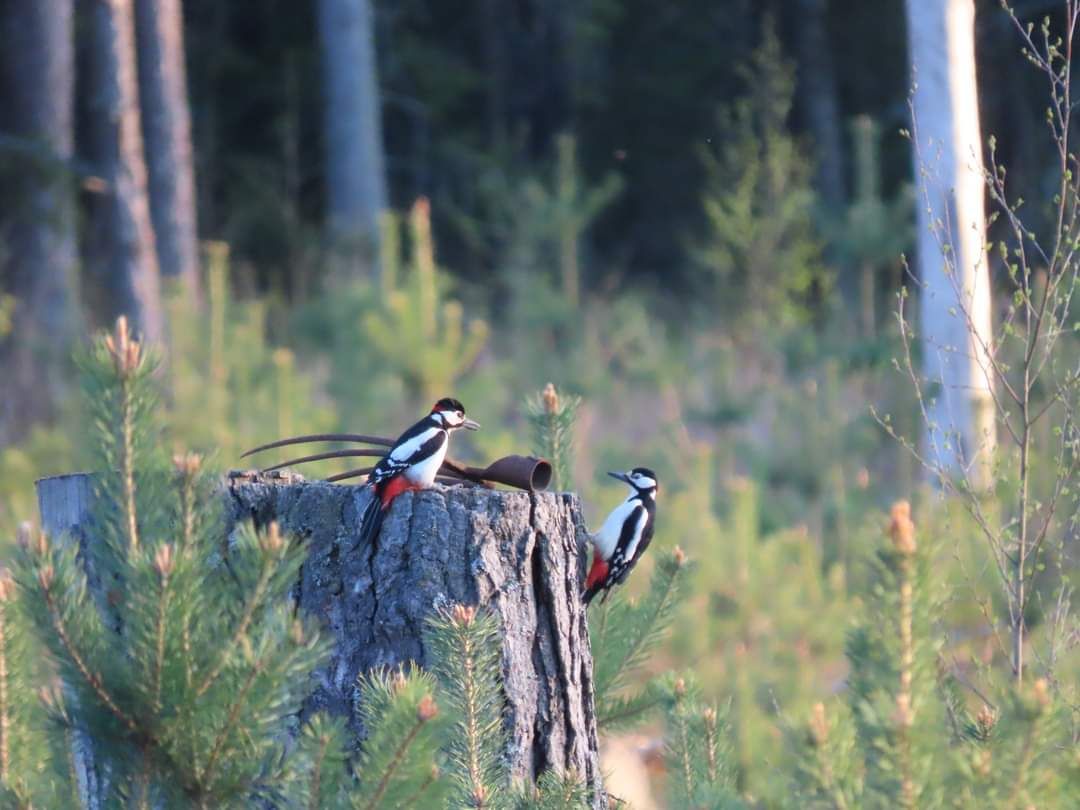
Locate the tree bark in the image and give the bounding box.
[35,473,106,809]
[134,0,201,302]
[36,472,608,808]
[84,0,165,344]
[905,0,996,486]
[794,0,846,210]
[317,0,387,280]
[0,0,79,446]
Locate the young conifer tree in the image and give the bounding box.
[657,674,743,810]
[788,501,1080,809]
[7,329,614,807]
[589,548,689,731]
[527,383,582,492]
[282,668,447,808]
[14,318,331,807]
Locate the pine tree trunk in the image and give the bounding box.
[84,0,165,344]
[0,0,79,446]
[134,0,201,302]
[36,472,608,808]
[794,0,845,210]
[905,0,997,487]
[317,0,387,279]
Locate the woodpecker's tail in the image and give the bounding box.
[582,552,609,606]
[358,489,385,550]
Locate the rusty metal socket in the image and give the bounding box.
[449,455,552,492]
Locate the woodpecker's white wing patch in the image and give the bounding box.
[370,425,447,486]
[389,425,444,463]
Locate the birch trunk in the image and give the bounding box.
[905,0,997,486]
[0,0,79,446]
[134,0,201,302]
[317,0,387,280]
[84,0,164,344]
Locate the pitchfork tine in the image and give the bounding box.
[261,448,384,472]
[241,433,393,458]
[324,467,373,483]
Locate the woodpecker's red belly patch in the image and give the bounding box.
[585,554,610,590]
[380,476,422,509]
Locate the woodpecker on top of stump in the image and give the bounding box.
[357,397,480,548]
[583,467,658,605]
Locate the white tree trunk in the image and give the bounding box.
[906,0,997,485]
[317,0,387,279]
[134,0,201,302]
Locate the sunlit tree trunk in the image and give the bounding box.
[0,0,79,445]
[905,0,996,486]
[135,0,201,303]
[317,0,387,280]
[85,0,164,343]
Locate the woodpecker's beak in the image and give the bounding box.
[608,471,632,484]
[462,418,481,431]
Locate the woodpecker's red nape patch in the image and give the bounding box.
[380,476,422,509]
[585,554,609,591]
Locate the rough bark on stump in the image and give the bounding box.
[36,472,606,807]
[227,473,605,804]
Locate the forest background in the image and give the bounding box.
[0,0,1077,807]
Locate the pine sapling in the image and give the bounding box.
[14,319,332,806]
[526,383,581,492]
[353,667,446,809]
[658,674,741,809]
[425,604,506,809]
[282,714,352,810]
[590,547,689,730]
[0,551,60,806]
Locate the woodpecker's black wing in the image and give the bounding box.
[604,503,647,589]
[368,421,446,487]
[611,519,654,588]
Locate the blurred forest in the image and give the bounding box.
[0,0,1078,806]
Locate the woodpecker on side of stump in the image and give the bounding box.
[583,467,658,606]
[357,397,480,548]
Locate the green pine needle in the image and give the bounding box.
[526,384,582,492]
[353,667,446,809]
[591,547,690,727]
[425,605,506,809]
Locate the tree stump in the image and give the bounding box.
[37,472,607,808]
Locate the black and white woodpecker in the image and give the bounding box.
[583,467,658,605]
[358,397,480,547]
